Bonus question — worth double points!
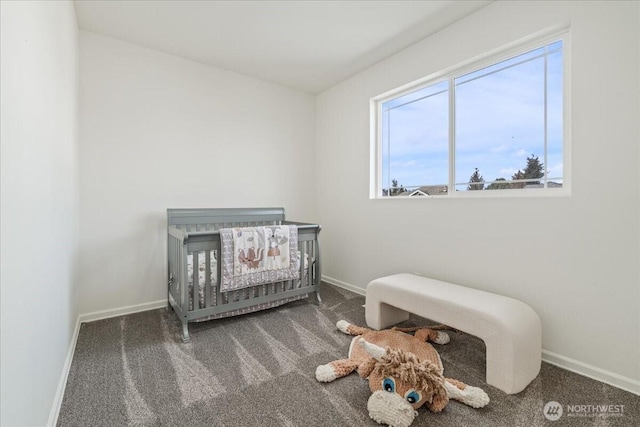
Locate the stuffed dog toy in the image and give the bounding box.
[316,320,489,427]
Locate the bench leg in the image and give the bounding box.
[484,330,541,394]
[365,299,410,330]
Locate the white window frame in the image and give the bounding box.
[370,27,571,199]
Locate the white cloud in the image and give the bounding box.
[514,148,530,158]
[390,159,418,168]
[499,167,519,176]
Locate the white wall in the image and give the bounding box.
[78,31,317,315]
[316,0,640,388]
[0,1,79,426]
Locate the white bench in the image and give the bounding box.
[365,273,541,394]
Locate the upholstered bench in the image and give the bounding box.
[365,273,541,394]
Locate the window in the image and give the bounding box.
[372,31,569,198]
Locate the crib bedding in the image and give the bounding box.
[168,207,321,342]
[220,225,300,291]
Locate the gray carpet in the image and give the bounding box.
[58,283,639,426]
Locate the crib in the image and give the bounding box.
[167,207,321,342]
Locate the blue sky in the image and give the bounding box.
[381,41,563,191]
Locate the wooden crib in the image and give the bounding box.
[167,207,321,342]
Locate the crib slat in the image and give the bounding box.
[307,241,313,288]
[181,240,189,311]
[179,238,184,304]
[193,251,199,310]
[173,238,177,303]
[175,238,180,305]
[299,242,306,289]
[172,237,178,301]
[216,248,222,306]
[205,250,211,308]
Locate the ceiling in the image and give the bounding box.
[74,0,493,94]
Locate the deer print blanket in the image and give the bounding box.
[220,225,300,291]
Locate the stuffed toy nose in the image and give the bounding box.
[367,390,417,427]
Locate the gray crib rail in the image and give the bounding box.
[168,207,286,230]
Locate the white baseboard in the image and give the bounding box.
[79,299,167,323]
[47,299,168,426]
[322,275,366,296]
[324,275,640,397]
[47,316,81,427]
[542,350,640,396]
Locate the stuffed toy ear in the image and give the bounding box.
[357,338,387,378]
[359,338,386,360]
